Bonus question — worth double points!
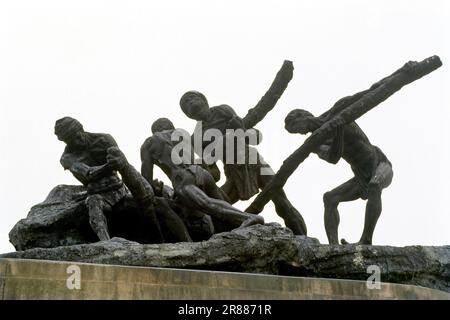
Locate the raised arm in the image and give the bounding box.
[319,91,370,123]
[318,60,418,123]
[243,60,294,129]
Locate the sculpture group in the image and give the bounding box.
[53,56,442,246]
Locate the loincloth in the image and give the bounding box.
[352,146,391,199]
[87,184,129,208]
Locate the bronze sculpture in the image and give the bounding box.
[44,56,442,247]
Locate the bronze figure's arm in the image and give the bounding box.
[79,133,118,181]
[316,124,345,164]
[140,142,155,184]
[242,60,294,129]
[60,153,91,185]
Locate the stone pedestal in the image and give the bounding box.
[1,258,448,300]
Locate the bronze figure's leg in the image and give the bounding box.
[85,194,111,241]
[323,178,362,245]
[107,147,165,242]
[155,198,192,242]
[259,173,307,236]
[201,170,232,202]
[359,162,393,245]
[181,184,264,228]
[221,179,240,204]
[139,200,165,243]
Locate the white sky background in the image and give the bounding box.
[0,0,449,253]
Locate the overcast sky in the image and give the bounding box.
[0,0,449,253]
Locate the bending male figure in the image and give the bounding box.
[55,117,130,241]
[140,118,264,231]
[284,99,393,245]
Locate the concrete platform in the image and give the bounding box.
[0,258,449,300]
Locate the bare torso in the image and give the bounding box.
[321,122,390,182]
[61,132,122,193]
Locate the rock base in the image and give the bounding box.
[2,224,450,293]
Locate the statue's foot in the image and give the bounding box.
[340,238,372,245]
[245,205,262,215]
[239,216,264,228]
